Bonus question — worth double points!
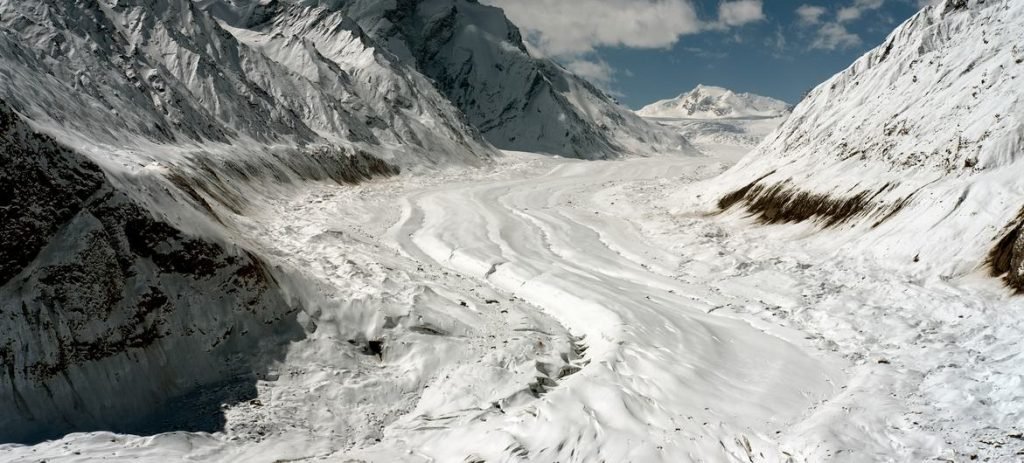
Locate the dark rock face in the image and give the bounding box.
[2,0,510,173]
[719,180,872,227]
[386,1,617,157]
[0,105,106,285]
[989,209,1024,293]
[0,102,305,444]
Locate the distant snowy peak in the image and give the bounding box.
[637,85,791,119]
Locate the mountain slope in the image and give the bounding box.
[637,85,791,119]
[0,0,493,168]
[703,0,1024,283]
[285,0,693,159]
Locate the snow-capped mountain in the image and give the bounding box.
[647,117,787,159]
[260,0,693,158]
[705,0,1024,284]
[637,85,791,119]
[0,0,476,442]
[637,85,789,158]
[0,0,493,169]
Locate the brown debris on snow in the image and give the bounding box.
[988,207,1024,293]
[719,178,872,227]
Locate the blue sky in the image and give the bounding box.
[482,0,928,108]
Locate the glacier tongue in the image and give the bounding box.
[12,0,1024,460]
[0,0,690,449]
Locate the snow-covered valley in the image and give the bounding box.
[4,149,1023,461]
[2,0,1024,461]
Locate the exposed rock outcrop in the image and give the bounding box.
[0,102,305,444]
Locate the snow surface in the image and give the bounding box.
[637,85,791,120]
[644,113,788,159]
[5,145,1023,461]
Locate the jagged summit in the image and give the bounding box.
[637,84,792,119]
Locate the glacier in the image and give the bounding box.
[2,0,1023,461]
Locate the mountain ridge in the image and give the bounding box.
[213,0,695,158]
[0,0,494,170]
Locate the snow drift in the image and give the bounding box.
[706,0,1024,287]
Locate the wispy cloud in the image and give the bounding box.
[717,0,766,27]
[565,58,616,88]
[765,26,791,59]
[795,5,827,25]
[837,0,885,22]
[482,0,769,57]
[481,0,703,57]
[796,0,894,51]
[480,0,768,92]
[811,22,863,50]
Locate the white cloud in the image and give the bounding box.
[479,0,766,90]
[565,58,626,97]
[481,0,703,56]
[795,5,827,25]
[837,0,885,22]
[767,27,787,54]
[798,0,889,52]
[717,0,765,27]
[836,7,860,21]
[565,58,616,87]
[811,22,862,50]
